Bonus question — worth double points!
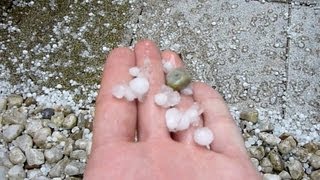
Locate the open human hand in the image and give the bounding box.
[84,40,261,180]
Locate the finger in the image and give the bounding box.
[93,47,137,147]
[161,50,204,146]
[134,40,170,141]
[192,82,247,156]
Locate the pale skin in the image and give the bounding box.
[84,40,262,180]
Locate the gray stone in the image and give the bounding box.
[0,148,13,168]
[49,157,70,178]
[74,139,89,150]
[27,169,43,179]
[51,112,64,127]
[41,108,55,119]
[25,149,45,166]
[304,142,319,153]
[14,134,33,152]
[0,98,7,112]
[64,161,85,176]
[44,147,64,163]
[2,108,27,125]
[286,159,304,180]
[268,149,284,172]
[0,166,9,180]
[240,109,259,123]
[292,148,310,163]
[278,136,297,155]
[7,94,23,108]
[8,147,26,165]
[8,165,26,179]
[263,174,281,180]
[62,113,77,129]
[63,139,74,156]
[279,171,291,180]
[33,128,51,148]
[309,154,320,169]
[32,176,50,180]
[311,169,320,180]
[248,146,265,160]
[70,150,87,161]
[260,157,273,173]
[25,119,43,136]
[259,132,281,146]
[2,124,24,142]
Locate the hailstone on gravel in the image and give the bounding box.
[193,127,214,146]
[162,61,175,73]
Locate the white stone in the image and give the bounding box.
[14,134,33,152]
[193,127,214,146]
[263,173,281,180]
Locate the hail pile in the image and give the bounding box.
[111,60,214,146]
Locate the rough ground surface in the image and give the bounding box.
[0,0,319,179]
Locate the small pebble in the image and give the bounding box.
[193,127,214,146]
[309,154,320,169]
[3,124,24,142]
[278,136,297,155]
[62,113,77,129]
[268,149,284,172]
[0,98,7,112]
[25,149,45,166]
[33,128,52,148]
[8,165,26,179]
[259,132,281,146]
[24,97,37,106]
[41,108,55,119]
[2,108,27,125]
[51,111,65,127]
[7,94,23,108]
[9,147,26,165]
[166,68,192,91]
[44,147,64,163]
[240,109,259,123]
[64,161,85,176]
[279,170,291,179]
[260,157,273,173]
[14,134,33,152]
[286,159,304,180]
[0,166,9,179]
[248,146,265,160]
[311,169,320,180]
[25,119,43,136]
[263,173,281,180]
[49,157,70,178]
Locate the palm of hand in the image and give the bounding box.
[86,140,257,180]
[84,40,260,180]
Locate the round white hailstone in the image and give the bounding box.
[124,87,136,101]
[112,84,126,99]
[181,85,193,95]
[154,93,168,106]
[167,91,181,107]
[165,108,182,132]
[129,77,150,95]
[194,127,214,146]
[129,67,141,77]
[162,61,174,73]
[176,115,191,131]
[193,127,213,146]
